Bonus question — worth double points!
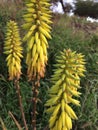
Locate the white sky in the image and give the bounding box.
[65,0,73,3]
[51,0,74,14]
[51,2,64,13]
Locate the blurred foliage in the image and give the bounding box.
[74,0,98,18]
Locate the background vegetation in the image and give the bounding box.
[74,0,98,18]
[0,1,98,130]
[51,0,98,18]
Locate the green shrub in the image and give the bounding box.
[74,0,98,18]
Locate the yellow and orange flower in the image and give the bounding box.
[23,0,52,80]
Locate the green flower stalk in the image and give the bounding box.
[4,20,23,80]
[45,49,86,130]
[22,0,52,80]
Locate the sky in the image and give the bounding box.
[65,0,73,3]
[51,0,74,14]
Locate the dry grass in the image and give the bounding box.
[0,0,23,5]
[53,14,98,41]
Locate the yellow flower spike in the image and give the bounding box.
[4,20,23,80]
[45,49,86,130]
[23,0,52,80]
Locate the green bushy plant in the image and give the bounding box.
[74,0,98,18]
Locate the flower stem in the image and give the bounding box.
[14,79,28,130]
[31,79,40,130]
